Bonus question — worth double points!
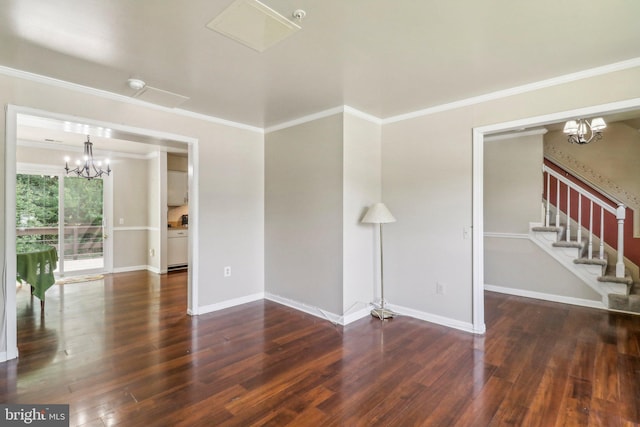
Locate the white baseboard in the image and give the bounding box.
[387,303,479,334]
[112,265,148,274]
[0,351,6,363]
[265,292,344,324]
[484,284,606,310]
[196,292,265,315]
[147,266,162,274]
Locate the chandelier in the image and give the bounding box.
[563,117,606,144]
[64,135,111,179]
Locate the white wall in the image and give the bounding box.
[265,114,344,314]
[1,71,265,355]
[484,134,543,234]
[484,237,602,302]
[343,114,382,314]
[113,156,151,270]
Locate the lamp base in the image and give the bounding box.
[371,307,396,320]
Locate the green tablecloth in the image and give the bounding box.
[16,244,58,300]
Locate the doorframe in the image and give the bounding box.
[471,97,640,334]
[3,105,199,361]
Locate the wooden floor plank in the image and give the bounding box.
[1,271,640,426]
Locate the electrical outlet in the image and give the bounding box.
[149,248,155,257]
[224,266,231,277]
[119,218,125,225]
[436,282,445,295]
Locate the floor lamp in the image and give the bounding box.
[362,202,396,319]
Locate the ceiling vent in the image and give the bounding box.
[132,86,190,109]
[206,0,301,52]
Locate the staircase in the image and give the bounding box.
[530,223,639,313]
[528,164,640,314]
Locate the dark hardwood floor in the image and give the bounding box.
[1,271,639,426]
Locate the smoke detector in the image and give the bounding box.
[127,78,146,91]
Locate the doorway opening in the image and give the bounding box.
[4,105,199,362]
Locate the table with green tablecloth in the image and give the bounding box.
[16,243,58,309]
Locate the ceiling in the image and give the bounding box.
[1,0,639,131]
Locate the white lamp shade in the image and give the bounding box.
[362,202,396,224]
[563,120,578,134]
[590,117,606,131]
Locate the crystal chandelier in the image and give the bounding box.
[563,117,606,144]
[64,135,111,179]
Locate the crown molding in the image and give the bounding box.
[383,57,640,125]
[0,65,263,134]
[343,106,383,125]
[264,106,345,133]
[265,105,382,134]
[484,128,548,142]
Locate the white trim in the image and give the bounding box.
[341,306,373,325]
[17,138,175,159]
[197,292,265,315]
[484,284,606,310]
[0,65,263,134]
[187,141,199,315]
[4,106,18,361]
[0,351,6,363]
[484,232,530,239]
[384,58,640,124]
[265,106,344,133]
[265,292,344,324]
[16,162,62,175]
[265,105,382,134]
[113,226,157,232]
[147,265,162,274]
[343,106,383,125]
[387,303,478,334]
[112,265,149,273]
[472,128,486,335]
[484,128,548,142]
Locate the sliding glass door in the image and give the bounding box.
[63,176,105,273]
[16,171,109,276]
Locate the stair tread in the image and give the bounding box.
[574,257,608,266]
[598,275,634,285]
[532,226,562,232]
[552,241,585,249]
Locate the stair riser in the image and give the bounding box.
[577,264,606,276]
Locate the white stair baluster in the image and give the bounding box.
[588,201,593,259]
[545,171,550,227]
[616,204,626,278]
[599,206,605,260]
[556,179,560,228]
[577,194,582,243]
[566,184,571,242]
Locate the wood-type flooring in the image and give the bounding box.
[1,270,639,426]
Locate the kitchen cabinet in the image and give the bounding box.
[168,171,188,206]
[168,229,188,268]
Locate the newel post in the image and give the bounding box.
[616,204,626,278]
